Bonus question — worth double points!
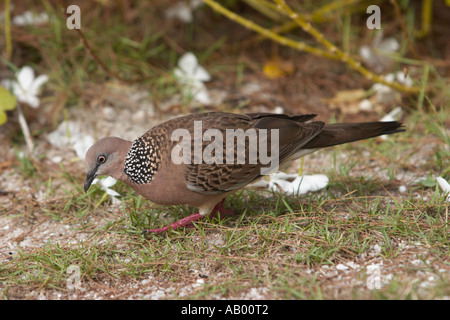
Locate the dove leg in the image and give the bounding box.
[209,198,235,219]
[143,198,235,233]
[143,212,204,234]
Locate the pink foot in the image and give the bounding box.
[143,198,235,234]
[143,212,203,234]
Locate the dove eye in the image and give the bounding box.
[97,155,107,164]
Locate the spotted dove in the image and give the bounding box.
[84,112,404,233]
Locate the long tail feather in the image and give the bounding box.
[303,121,405,149]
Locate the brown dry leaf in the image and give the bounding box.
[324,89,366,115]
[0,161,13,171]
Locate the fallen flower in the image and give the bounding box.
[165,0,203,23]
[13,11,49,26]
[360,32,399,73]
[174,52,211,104]
[73,134,95,160]
[47,120,94,160]
[1,66,48,108]
[372,72,413,104]
[1,65,48,155]
[275,174,329,195]
[250,172,329,196]
[92,176,121,198]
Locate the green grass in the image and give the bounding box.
[2,165,448,299]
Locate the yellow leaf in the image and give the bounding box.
[0,86,17,111]
[263,57,294,79]
[0,111,7,125]
[0,85,17,125]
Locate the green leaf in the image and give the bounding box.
[0,85,17,125]
[418,176,436,188]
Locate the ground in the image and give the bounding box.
[0,1,449,300]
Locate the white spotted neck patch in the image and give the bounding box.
[124,136,161,184]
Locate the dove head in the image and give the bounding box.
[84,137,132,192]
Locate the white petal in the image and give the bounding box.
[194,91,211,104]
[372,83,391,95]
[94,177,110,189]
[95,177,120,197]
[38,12,49,24]
[270,178,292,193]
[395,71,413,87]
[101,176,117,188]
[359,46,374,63]
[177,52,211,81]
[436,177,450,192]
[380,107,403,140]
[290,174,329,195]
[174,52,211,103]
[173,67,185,79]
[178,52,198,76]
[191,65,211,82]
[106,189,121,197]
[271,172,299,180]
[378,37,399,53]
[190,0,203,9]
[17,66,35,89]
[29,74,49,94]
[21,94,40,108]
[47,121,79,147]
[181,80,211,104]
[166,3,193,23]
[359,99,373,111]
[13,11,32,26]
[191,84,211,104]
[436,177,450,202]
[10,66,46,107]
[13,11,48,26]
[380,106,403,122]
[111,196,122,205]
[72,134,95,159]
[384,73,395,83]
[273,106,284,114]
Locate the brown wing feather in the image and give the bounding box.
[183,112,325,194]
